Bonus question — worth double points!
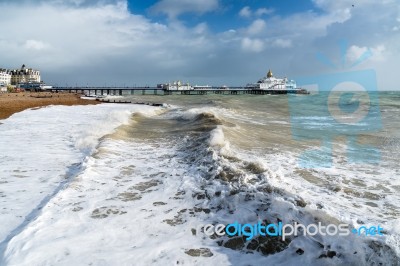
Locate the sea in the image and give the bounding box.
[0,92,399,265]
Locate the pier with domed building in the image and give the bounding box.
[50,69,309,96]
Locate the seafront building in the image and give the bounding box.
[156,69,305,94]
[158,81,214,91]
[0,64,46,91]
[245,69,297,90]
[0,69,11,86]
[158,81,192,90]
[8,64,41,85]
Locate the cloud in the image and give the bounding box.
[239,6,251,18]
[246,19,266,35]
[24,40,50,50]
[0,1,217,84]
[239,6,274,18]
[150,0,219,19]
[347,45,386,63]
[271,39,292,48]
[255,8,274,16]
[241,38,264,52]
[312,0,353,11]
[0,2,152,66]
[0,0,398,89]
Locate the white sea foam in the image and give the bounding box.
[0,109,233,265]
[252,149,400,261]
[209,127,226,147]
[1,98,399,265]
[0,104,157,248]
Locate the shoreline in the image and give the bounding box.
[0,92,101,120]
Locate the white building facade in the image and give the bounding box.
[0,69,11,86]
[246,69,297,90]
[161,81,193,90]
[9,64,41,85]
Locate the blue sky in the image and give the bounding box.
[128,0,318,31]
[0,0,398,89]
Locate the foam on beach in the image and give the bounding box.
[0,104,157,247]
[0,96,399,265]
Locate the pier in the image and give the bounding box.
[51,86,306,96]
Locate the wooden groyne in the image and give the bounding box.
[97,99,163,106]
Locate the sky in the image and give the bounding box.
[0,0,399,89]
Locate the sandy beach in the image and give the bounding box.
[0,92,100,120]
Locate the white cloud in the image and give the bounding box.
[239,6,251,18]
[371,45,386,61]
[241,38,264,52]
[24,40,50,50]
[246,19,266,35]
[47,0,122,6]
[255,8,274,16]
[193,23,208,35]
[50,0,86,5]
[312,0,355,11]
[0,1,216,84]
[347,45,386,63]
[272,39,292,48]
[0,0,398,89]
[239,6,273,18]
[150,0,219,19]
[347,46,370,62]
